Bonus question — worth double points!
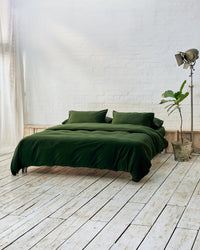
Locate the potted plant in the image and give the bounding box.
[160,80,192,161]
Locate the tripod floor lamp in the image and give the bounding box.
[175,48,199,146]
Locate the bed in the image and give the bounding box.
[11,110,168,182]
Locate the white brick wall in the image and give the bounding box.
[17,0,200,130]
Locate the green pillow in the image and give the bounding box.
[112,111,154,127]
[62,119,68,124]
[105,117,112,123]
[62,115,112,124]
[152,117,164,129]
[67,109,108,123]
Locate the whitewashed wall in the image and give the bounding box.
[16,0,200,130]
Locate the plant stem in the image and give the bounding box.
[178,106,183,144]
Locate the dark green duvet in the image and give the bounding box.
[11,123,168,182]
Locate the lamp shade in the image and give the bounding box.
[175,48,199,67]
[184,49,199,63]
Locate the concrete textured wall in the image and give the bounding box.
[16,0,200,130]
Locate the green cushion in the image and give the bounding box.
[112,111,154,127]
[105,117,112,123]
[152,117,164,129]
[62,115,112,124]
[62,119,68,124]
[67,109,108,123]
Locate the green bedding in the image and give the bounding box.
[11,123,168,182]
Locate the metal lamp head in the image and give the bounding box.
[184,49,199,63]
[175,48,199,68]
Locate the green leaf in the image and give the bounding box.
[180,80,187,93]
[167,103,176,112]
[168,106,178,115]
[164,103,174,109]
[159,99,174,104]
[175,92,189,105]
[174,91,181,100]
[160,80,189,116]
[162,90,175,98]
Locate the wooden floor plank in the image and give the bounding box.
[110,225,150,250]
[50,171,123,220]
[31,173,129,249]
[0,214,24,235]
[168,156,200,206]
[0,191,42,214]
[10,169,102,216]
[85,202,144,249]
[137,205,185,250]
[0,194,72,248]
[97,152,171,217]
[193,230,200,250]
[31,215,87,249]
[91,198,133,223]
[0,171,52,195]
[0,152,13,162]
[0,158,12,179]
[129,155,178,203]
[133,160,193,226]
[57,220,107,250]
[4,218,63,250]
[0,153,199,249]
[165,228,197,250]
[178,181,200,230]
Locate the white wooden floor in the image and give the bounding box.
[0,152,200,250]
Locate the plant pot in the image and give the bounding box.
[172,141,192,162]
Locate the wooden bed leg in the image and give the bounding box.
[22,167,27,174]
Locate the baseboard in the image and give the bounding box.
[165,130,200,153]
[24,124,52,137]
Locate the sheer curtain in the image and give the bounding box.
[0,0,24,154]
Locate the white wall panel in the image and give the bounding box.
[16,0,200,130]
